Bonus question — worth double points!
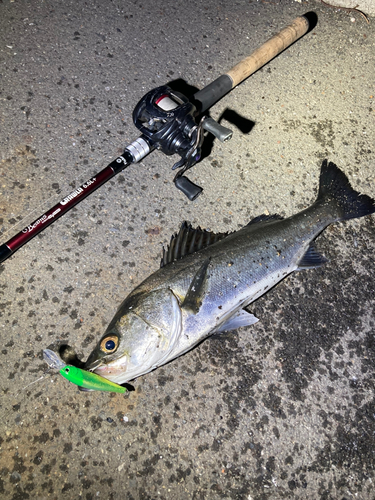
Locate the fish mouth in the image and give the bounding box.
[85,356,130,384]
[86,355,156,385]
[84,358,102,372]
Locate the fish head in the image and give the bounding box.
[84,311,164,384]
[84,290,182,385]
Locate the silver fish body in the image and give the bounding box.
[84,161,375,385]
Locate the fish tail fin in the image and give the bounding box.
[318,160,375,221]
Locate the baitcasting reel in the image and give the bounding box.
[132,85,233,200]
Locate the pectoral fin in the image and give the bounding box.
[215,309,259,333]
[182,258,211,314]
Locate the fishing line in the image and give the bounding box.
[0,368,59,424]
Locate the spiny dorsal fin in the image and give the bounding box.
[160,222,229,268]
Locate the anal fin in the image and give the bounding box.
[297,243,328,270]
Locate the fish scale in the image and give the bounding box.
[84,161,375,385]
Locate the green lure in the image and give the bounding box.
[59,365,126,393]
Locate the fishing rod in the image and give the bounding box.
[0,12,317,264]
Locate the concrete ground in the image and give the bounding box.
[322,0,375,18]
[1,0,374,499]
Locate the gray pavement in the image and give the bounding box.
[1,0,375,499]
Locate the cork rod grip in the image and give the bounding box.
[226,15,310,88]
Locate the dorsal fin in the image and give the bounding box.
[246,213,284,227]
[160,222,229,268]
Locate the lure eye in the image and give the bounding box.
[100,335,119,354]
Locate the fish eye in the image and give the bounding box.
[100,335,119,354]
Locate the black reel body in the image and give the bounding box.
[133,86,197,161]
[132,85,232,200]
[133,86,203,200]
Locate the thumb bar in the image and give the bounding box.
[194,12,317,113]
